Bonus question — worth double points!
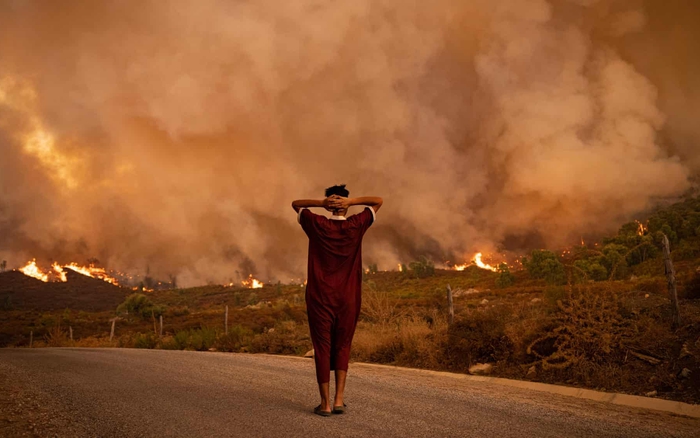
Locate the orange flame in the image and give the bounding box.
[242,275,264,289]
[17,259,120,285]
[19,260,49,282]
[63,263,120,285]
[635,220,647,236]
[453,253,501,272]
[473,253,498,272]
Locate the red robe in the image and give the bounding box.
[299,207,375,383]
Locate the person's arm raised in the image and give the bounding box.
[330,196,383,213]
[291,199,333,213]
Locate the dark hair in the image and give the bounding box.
[325,184,349,198]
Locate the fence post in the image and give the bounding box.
[110,318,116,342]
[159,315,163,338]
[225,305,229,335]
[662,234,682,328]
[29,330,33,348]
[69,326,73,341]
[446,284,454,325]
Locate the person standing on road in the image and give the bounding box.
[292,185,383,417]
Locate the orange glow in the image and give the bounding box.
[473,253,498,272]
[453,253,501,272]
[19,260,49,282]
[63,263,120,285]
[1,77,80,190]
[52,262,67,282]
[635,220,647,236]
[242,275,264,289]
[17,259,120,285]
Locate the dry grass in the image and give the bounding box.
[3,268,699,403]
[352,316,446,369]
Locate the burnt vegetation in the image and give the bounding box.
[2,196,700,403]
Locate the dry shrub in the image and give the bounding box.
[443,306,514,372]
[249,320,311,355]
[683,273,700,299]
[352,316,445,369]
[215,325,254,352]
[527,286,632,370]
[44,323,71,347]
[502,302,549,363]
[361,285,406,324]
[635,277,666,295]
[73,336,114,348]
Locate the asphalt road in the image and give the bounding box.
[0,349,697,438]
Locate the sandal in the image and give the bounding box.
[332,403,347,415]
[314,405,332,417]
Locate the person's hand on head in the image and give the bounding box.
[322,197,335,212]
[329,196,350,211]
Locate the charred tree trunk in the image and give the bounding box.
[662,234,681,328]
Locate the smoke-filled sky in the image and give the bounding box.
[0,0,697,286]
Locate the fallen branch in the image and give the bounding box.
[629,350,661,365]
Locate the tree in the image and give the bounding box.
[247,292,259,306]
[495,263,515,288]
[408,256,435,278]
[522,250,565,285]
[116,293,165,318]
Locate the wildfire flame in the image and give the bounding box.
[19,260,49,282]
[17,260,120,285]
[635,220,647,236]
[242,275,264,289]
[473,253,498,272]
[453,253,500,272]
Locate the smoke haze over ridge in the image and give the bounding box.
[0,0,697,286]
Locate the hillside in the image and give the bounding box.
[0,269,128,312]
[2,196,700,404]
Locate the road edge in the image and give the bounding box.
[262,354,700,419]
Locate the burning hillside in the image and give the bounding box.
[452,253,501,272]
[0,268,127,311]
[18,260,121,285]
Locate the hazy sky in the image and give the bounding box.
[0,0,697,286]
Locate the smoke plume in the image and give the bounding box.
[0,0,697,285]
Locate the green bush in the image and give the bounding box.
[247,292,259,306]
[522,250,565,285]
[408,256,435,279]
[116,293,166,318]
[573,259,608,282]
[172,327,217,351]
[544,286,567,309]
[495,263,515,288]
[216,325,254,352]
[134,333,158,349]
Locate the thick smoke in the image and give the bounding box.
[0,0,697,286]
